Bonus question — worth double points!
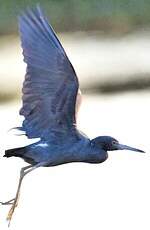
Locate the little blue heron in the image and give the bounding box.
[1,5,144,225]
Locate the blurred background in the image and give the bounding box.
[1,0,150,98]
[0,1,150,230]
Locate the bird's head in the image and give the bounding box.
[91,136,145,153]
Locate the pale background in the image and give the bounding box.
[0,1,150,229]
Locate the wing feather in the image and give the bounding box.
[19,6,79,140]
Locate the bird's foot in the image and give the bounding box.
[0,198,18,226]
[7,204,17,226]
[6,198,18,227]
[0,198,15,205]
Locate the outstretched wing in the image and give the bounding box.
[19,6,79,140]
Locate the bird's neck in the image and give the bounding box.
[84,142,108,164]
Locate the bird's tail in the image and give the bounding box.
[4,147,26,158]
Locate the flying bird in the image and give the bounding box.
[1,5,144,225]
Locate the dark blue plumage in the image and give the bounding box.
[18,6,78,140]
[1,5,144,225]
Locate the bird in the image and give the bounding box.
[1,5,144,226]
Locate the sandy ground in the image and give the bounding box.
[0,92,150,229]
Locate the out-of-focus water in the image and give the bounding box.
[1,32,150,97]
[0,92,150,230]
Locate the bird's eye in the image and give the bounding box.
[112,140,117,145]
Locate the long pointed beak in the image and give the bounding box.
[116,143,145,153]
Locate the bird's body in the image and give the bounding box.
[5,134,108,166]
[1,5,144,226]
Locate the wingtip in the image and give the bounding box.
[18,3,43,19]
[36,3,42,13]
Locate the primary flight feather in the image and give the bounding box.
[19,6,79,140]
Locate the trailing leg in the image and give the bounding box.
[1,162,48,226]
